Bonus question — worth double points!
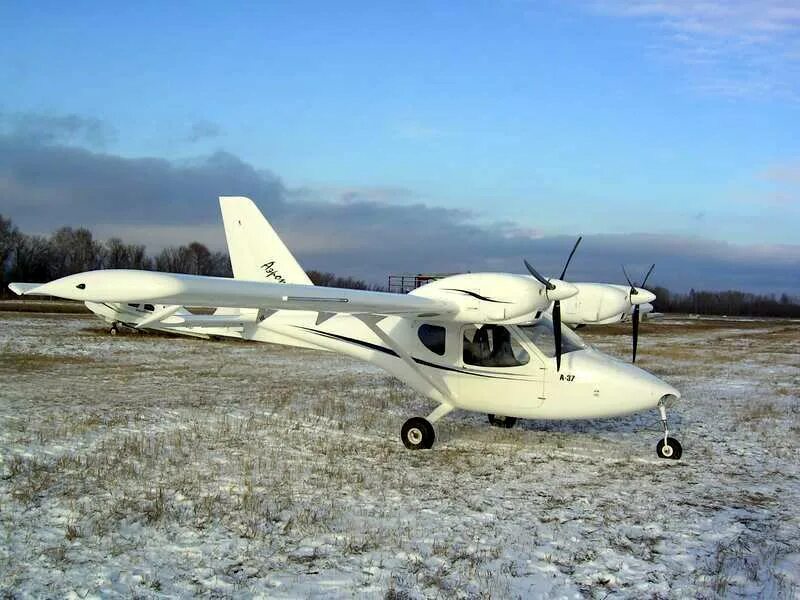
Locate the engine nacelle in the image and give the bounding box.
[410,272,563,324]
[559,283,657,325]
[559,283,630,325]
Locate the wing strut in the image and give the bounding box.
[356,315,456,406]
[135,305,182,328]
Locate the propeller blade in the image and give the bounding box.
[641,263,655,288]
[622,265,638,296]
[558,236,583,280]
[524,259,555,290]
[632,304,640,363]
[553,300,562,371]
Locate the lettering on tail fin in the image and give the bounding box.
[261,261,287,283]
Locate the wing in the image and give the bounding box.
[11,269,458,319]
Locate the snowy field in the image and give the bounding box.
[1,312,799,599]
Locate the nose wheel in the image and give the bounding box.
[656,400,682,460]
[657,437,682,459]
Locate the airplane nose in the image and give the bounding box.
[655,380,681,403]
[567,350,681,417]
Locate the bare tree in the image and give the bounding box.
[9,235,52,283]
[101,238,152,270]
[187,242,212,275]
[0,215,21,293]
[155,246,193,274]
[50,227,102,277]
[307,269,380,290]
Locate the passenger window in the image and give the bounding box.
[463,325,529,367]
[144,304,155,312]
[418,324,446,356]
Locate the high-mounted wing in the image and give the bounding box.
[11,269,458,319]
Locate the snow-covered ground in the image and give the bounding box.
[1,313,798,598]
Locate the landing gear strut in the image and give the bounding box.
[400,403,453,450]
[487,414,517,428]
[109,322,119,336]
[656,399,682,460]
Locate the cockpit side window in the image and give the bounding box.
[418,324,446,356]
[463,325,529,367]
[143,304,155,312]
[128,303,140,309]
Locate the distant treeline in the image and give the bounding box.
[1,214,798,316]
[0,214,381,297]
[649,286,800,319]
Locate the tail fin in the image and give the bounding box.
[219,196,312,285]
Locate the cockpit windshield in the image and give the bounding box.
[518,317,587,358]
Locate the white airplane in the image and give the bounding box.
[9,197,683,459]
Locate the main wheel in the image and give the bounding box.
[109,325,118,336]
[487,414,517,429]
[656,437,682,460]
[401,417,435,450]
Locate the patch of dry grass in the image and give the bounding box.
[0,352,95,372]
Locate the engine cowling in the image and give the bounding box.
[410,272,575,324]
[558,283,630,325]
[559,283,657,325]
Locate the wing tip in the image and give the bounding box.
[8,282,41,296]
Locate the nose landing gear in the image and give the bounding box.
[656,399,682,460]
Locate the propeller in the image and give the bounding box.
[524,237,582,371]
[622,263,655,363]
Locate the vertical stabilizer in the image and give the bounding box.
[219,196,312,285]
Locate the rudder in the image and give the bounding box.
[219,196,312,285]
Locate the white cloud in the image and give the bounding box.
[589,1,800,99]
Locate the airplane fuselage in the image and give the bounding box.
[251,311,677,420]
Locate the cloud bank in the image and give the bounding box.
[1,115,798,294]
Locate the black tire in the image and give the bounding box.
[401,417,435,450]
[656,437,682,460]
[487,414,517,429]
[109,326,118,336]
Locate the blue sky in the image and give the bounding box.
[1,1,799,291]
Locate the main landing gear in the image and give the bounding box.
[656,399,682,460]
[109,322,119,336]
[401,403,453,450]
[487,414,517,428]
